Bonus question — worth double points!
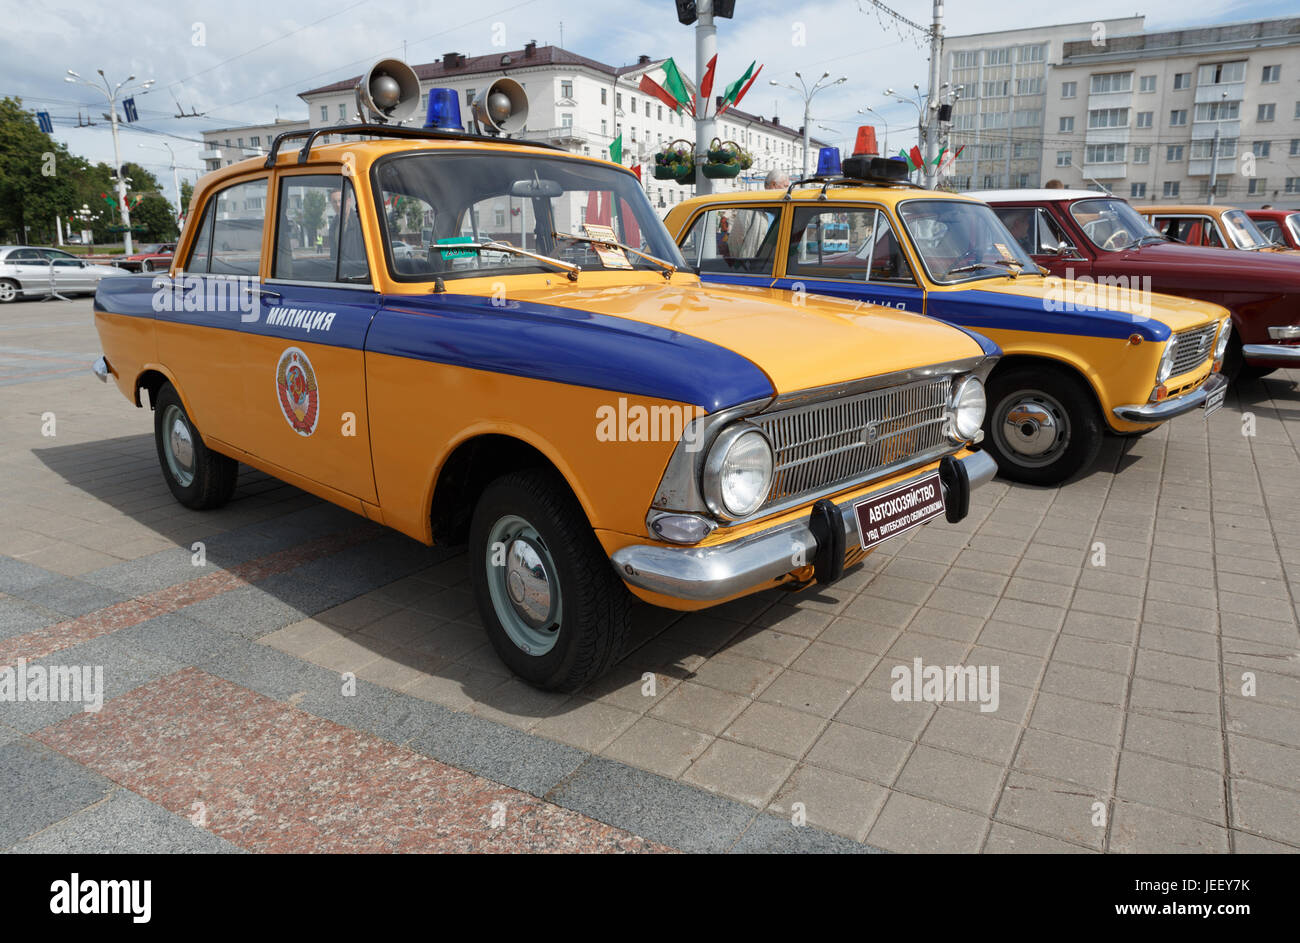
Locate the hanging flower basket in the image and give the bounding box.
[701,138,753,179]
[653,139,696,182]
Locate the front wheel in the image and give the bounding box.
[983,366,1103,485]
[469,469,631,692]
[0,279,19,303]
[153,382,238,509]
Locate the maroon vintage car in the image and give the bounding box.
[966,189,1300,380]
[115,243,175,273]
[1247,209,1300,251]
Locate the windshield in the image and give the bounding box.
[372,151,683,282]
[897,198,1036,283]
[1221,209,1273,250]
[1068,198,1162,251]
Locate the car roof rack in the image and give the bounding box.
[263,123,561,169]
[783,175,925,201]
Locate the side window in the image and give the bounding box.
[1202,219,1224,247]
[1033,208,1071,254]
[9,249,41,263]
[681,207,780,274]
[185,201,215,273]
[997,207,1037,255]
[787,207,914,283]
[273,175,369,283]
[209,178,268,276]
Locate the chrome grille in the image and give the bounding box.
[1170,324,1217,377]
[751,376,953,508]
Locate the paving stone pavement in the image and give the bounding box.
[1,298,1297,853]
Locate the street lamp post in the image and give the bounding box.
[1207,90,1228,205]
[770,72,847,178]
[66,68,154,254]
[139,141,182,221]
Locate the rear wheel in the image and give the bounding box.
[469,469,631,692]
[983,365,1103,485]
[152,382,238,509]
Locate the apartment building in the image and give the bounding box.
[941,18,1144,190]
[942,16,1300,206]
[1046,17,1300,205]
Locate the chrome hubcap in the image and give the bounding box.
[0,282,14,301]
[162,404,196,487]
[994,390,1070,468]
[486,515,561,655]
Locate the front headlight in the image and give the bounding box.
[949,376,986,441]
[1156,339,1177,383]
[702,424,774,520]
[1214,319,1232,360]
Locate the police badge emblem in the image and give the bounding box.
[275,346,319,436]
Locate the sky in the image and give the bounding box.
[1,0,1292,192]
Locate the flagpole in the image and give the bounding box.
[694,0,717,196]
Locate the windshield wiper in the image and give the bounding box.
[552,231,677,279]
[1135,234,1168,247]
[945,259,1022,278]
[446,241,581,281]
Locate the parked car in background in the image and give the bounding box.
[1135,204,1295,253]
[0,245,127,303]
[666,167,1229,484]
[117,243,177,272]
[91,98,1000,691]
[969,189,1300,380]
[1247,209,1300,250]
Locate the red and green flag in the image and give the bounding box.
[609,133,623,165]
[908,145,924,170]
[719,63,762,116]
[660,58,691,115]
[639,74,682,113]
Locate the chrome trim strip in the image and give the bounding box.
[1242,344,1300,362]
[264,278,376,291]
[614,451,996,602]
[1112,372,1227,422]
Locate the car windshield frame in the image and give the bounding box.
[1068,198,1163,252]
[896,197,1038,285]
[1286,213,1300,247]
[370,149,685,284]
[1220,209,1273,250]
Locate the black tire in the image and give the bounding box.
[983,365,1104,485]
[152,382,238,509]
[0,279,19,304]
[1220,336,1275,383]
[469,468,632,692]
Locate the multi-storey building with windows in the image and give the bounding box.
[943,17,1300,205]
[203,44,820,212]
[941,18,1144,190]
[1044,17,1300,205]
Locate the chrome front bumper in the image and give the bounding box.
[92,355,110,382]
[1112,372,1228,423]
[1242,343,1300,363]
[611,450,998,603]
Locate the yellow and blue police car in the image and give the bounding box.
[92,63,1000,690]
[665,149,1232,485]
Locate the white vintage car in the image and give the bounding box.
[0,245,127,303]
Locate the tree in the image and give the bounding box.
[301,190,326,246]
[0,97,79,244]
[180,179,194,217]
[133,192,179,241]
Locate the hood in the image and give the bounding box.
[500,280,988,395]
[967,274,1225,335]
[1121,241,1300,289]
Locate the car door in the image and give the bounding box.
[156,176,263,446]
[678,204,783,288]
[773,204,924,312]
[49,258,91,292]
[6,248,49,293]
[243,170,379,503]
[992,204,1089,277]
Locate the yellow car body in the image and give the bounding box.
[666,183,1232,484]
